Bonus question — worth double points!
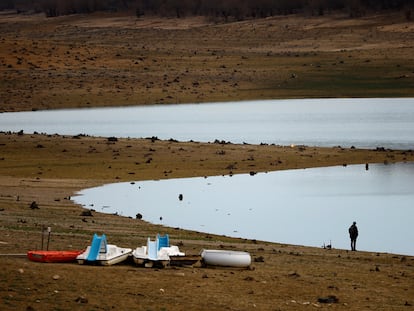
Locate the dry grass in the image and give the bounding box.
[1,12,414,112]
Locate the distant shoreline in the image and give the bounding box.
[2,13,414,112]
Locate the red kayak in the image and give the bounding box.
[27,250,83,263]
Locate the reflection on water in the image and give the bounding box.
[73,162,414,256]
[1,98,414,149]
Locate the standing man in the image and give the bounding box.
[349,221,358,251]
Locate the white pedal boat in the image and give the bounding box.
[77,233,132,266]
[201,249,251,268]
[132,234,185,267]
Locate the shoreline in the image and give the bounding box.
[1,140,414,310]
[1,132,413,255]
[72,161,414,257]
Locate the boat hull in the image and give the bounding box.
[132,246,177,268]
[201,249,251,268]
[27,250,83,263]
[77,253,131,266]
[76,245,132,266]
[132,241,185,268]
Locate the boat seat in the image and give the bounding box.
[147,238,158,260]
[87,233,107,261]
[157,234,169,250]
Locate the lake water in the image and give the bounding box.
[1,98,414,149]
[73,162,414,256]
[3,98,414,254]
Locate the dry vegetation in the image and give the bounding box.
[1,11,414,112]
[1,11,414,311]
